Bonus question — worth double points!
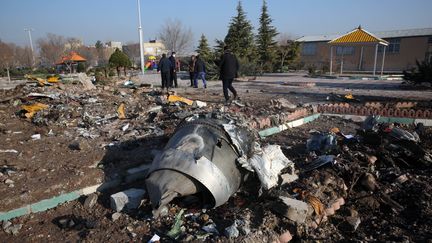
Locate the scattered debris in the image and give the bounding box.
[168,94,193,106]
[110,188,146,212]
[111,212,122,222]
[272,196,310,224]
[166,209,185,240]
[21,103,48,119]
[117,103,126,119]
[249,145,295,190]
[31,134,41,140]
[83,193,98,209]
[0,149,18,153]
[224,222,240,238]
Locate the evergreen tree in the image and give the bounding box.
[256,0,278,73]
[213,39,226,61]
[196,34,212,61]
[224,1,256,62]
[196,34,218,80]
[109,48,132,76]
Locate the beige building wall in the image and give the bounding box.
[143,42,166,56]
[299,36,431,73]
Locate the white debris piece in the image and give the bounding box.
[110,188,146,212]
[249,145,295,190]
[31,134,41,140]
[192,100,207,108]
[148,234,160,243]
[0,149,18,153]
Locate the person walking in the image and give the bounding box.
[193,55,207,88]
[157,53,171,91]
[188,55,196,87]
[169,52,179,88]
[219,46,239,104]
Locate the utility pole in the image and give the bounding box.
[137,0,145,75]
[24,28,35,67]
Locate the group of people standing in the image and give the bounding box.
[157,52,180,90]
[158,46,239,104]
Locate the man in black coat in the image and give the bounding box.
[157,53,171,91]
[219,46,239,103]
[169,52,178,88]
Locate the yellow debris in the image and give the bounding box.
[344,93,354,100]
[21,103,49,119]
[168,95,193,106]
[330,127,340,134]
[306,195,325,216]
[47,76,59,83]
[37,78,47,87]
[117,103,126,119]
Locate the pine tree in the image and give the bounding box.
[256,0,278,73]
[196,34,212,61]
[224,1,256,62]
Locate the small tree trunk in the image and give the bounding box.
[124,67,127,76]
[6,68,11,82]
[116,67,120,77]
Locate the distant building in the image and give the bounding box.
[296,27,432,73]
[143,40,166,56]
[106,41,122,50]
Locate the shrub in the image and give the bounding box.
[403,59,432,84]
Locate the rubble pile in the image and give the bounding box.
[1,78,431,242]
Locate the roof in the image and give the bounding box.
[296,27,432,42]
[329,27,388,45]
[56,52,86,65]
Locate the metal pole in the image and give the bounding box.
[381,45,386,76]
[24,28,35,67]
[340,47,344,75]
[358,46,364,71]
[329,46,333,75]
[137,0,145,75]
[373,44,378,76]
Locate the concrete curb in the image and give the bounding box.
[259,113,321,138]
[323,113,432,126]
[0,165,151,222]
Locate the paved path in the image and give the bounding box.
[140,73,432,103]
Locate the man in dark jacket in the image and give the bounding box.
[193,55,207,88]
[169,52,178,88]
[188,55,196,87]
[157,53,171,91]
[219,46,239,103]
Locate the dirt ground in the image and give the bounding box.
[0,74,431,242]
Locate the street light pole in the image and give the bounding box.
[137,0,145,75]
[24,28,35,67]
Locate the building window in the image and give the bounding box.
[379,38,400,53]
[301,43,317,56]
[336,46,355,55]
[428,36,432,44]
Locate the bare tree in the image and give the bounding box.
[15,45,33,68]
[277,33,300,70]
[159,19,193,55]
[65,37,83,52]
[37,33,66,65]
[0,40,16,81]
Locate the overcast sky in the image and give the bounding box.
[1,0,431,48]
